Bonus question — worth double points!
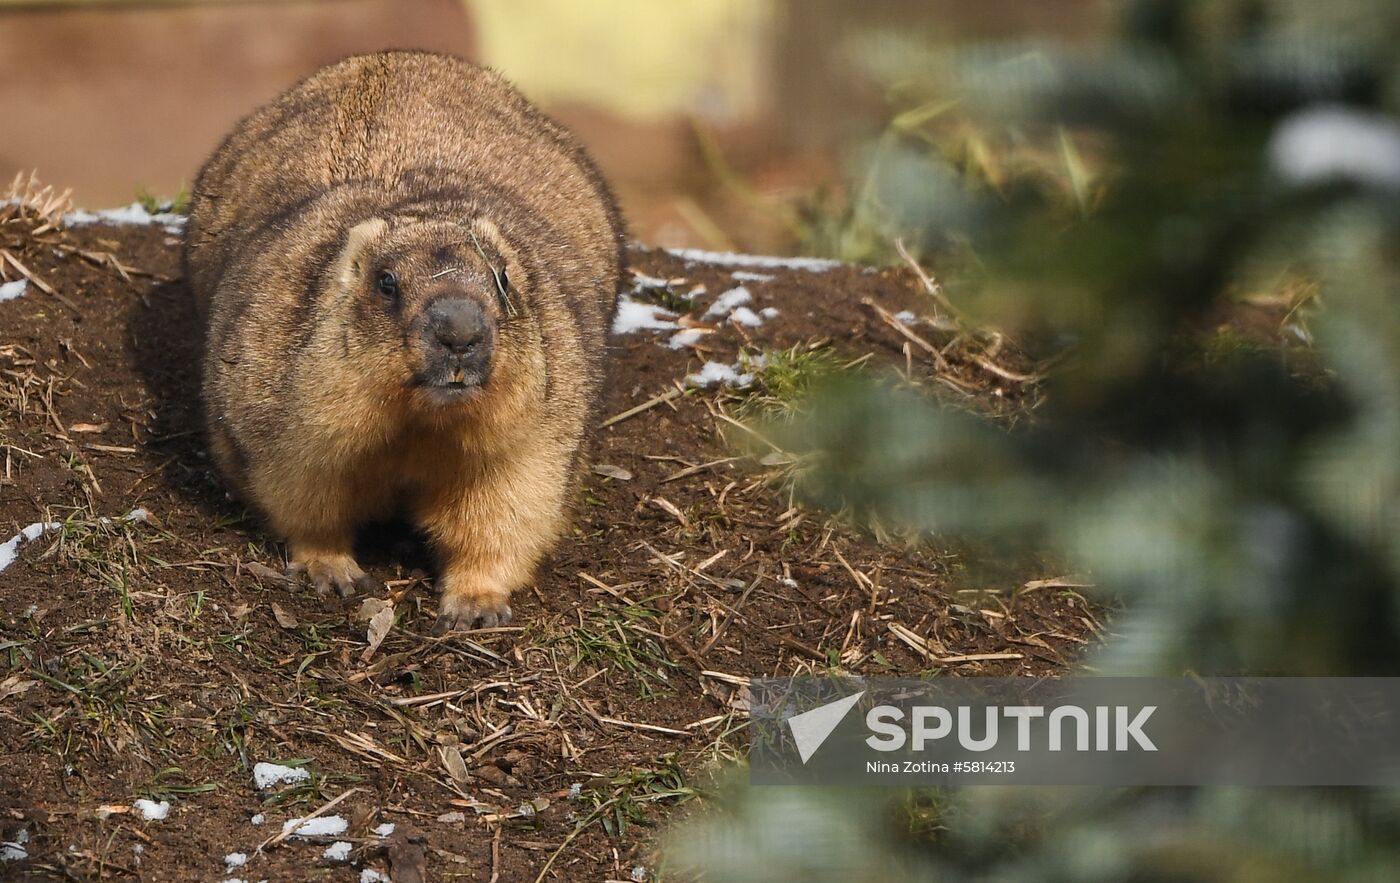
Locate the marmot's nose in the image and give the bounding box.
[427,297,489,355]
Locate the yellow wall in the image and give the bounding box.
[467,0,773,120]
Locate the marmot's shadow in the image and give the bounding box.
[126,276,436,578]
[127,275,230,516]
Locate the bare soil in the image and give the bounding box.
[0,208,1094,881]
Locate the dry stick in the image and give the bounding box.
[598,388,682,428]
[533,787,627,883]
[862,296,954,373]
[892,239,1041,385]
[488,824,503,883]
[662,456,742,483]
[596,715,689,737]
[1,250,80,313]
[697,574,762,656]
[888,622,1023,665]
[256,786,362,853]
[895,237,964,322]
[577,571,639,606]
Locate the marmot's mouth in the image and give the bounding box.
[414,370,487,406]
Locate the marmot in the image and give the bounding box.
[183,51,625,632]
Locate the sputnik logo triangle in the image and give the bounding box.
[787,691,866,763]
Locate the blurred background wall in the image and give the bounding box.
[0,0,1102,252]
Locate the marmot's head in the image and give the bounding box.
[329,216,523,409]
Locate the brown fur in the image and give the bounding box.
[183,51,625,630]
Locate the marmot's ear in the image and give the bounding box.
[467,216,521,316]
[333,218,389,290]
[467,217,513,265]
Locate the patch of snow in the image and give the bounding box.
[64,203,186,231]
[134,799,170,821]
[0,521,60,573]
[894,310,917,324]
[252,761,310,790]
[567,782,583,799]
[630,271,671,290]
[323,841,352,861]
[282,815,348,839]
[0,280,29,303]
[667,328,704,350]
[686,361,754,389]
[632,866,649,882]
[612,295,677,334]
[703,286,752,318]
[224,853,248,870]
[361,870,389,883]
[760,307,780,319]
[372,822,395,837]
[667,247,842,272]
[1,830,28,862]
[1270,105,1400,189]
[731,270,775,283]
[728,306,763,327]
[782,577,799,588]
[249,813,265,826]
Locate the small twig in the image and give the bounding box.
[2,249,80,313]
[862,296,954,373]
[599,388,682,428]
[488,824,502,883]
[256,786,361,853]
[895,237,963,322]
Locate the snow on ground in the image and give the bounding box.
[667,328,704,349]
[361,870,389,883]
[703,286,752,318]
[731,270,775,283]
[0,280,28,302]
[282,815,349,838]
[685,361,754,389]
[612,295,678,334]
[372,822,395,837]
[894,310,917,324]
[252,761,310,789]
[0,521,61,574]
[666,247,842,272]
[323,841,353,861]
[134,799,170,821]
[0,508,150,574]
[64,202,186,235]
[728,306,763,327]
[224,853,248,870]
[249,813,265,826]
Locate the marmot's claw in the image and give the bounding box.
[432,598,513,635]
[292,553,375,602]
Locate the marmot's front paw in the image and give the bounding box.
[432,588,513,634]
[288,551,381,600]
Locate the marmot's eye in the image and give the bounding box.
[491,267,514,316]
[377,270,399,298]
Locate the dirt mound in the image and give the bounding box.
[0,205,1092,881]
